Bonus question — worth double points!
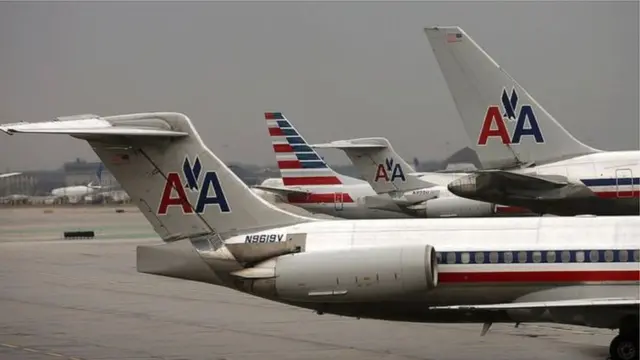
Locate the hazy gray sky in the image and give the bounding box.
[0,1,638,171]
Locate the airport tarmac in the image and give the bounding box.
[0,206,614,360]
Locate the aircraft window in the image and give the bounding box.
[517,251,527,263]
[532,251,542,263]
[446,252,456,264]
[634,250,639,262]
[461,252,470,264]
[575,251,585,263]
[561,251,571,263]
[589,250,599,262]
[504,252,513,263]
[489,252,499,263]
[546,251,556,263]
[619,250,628,262]
[604,250,614,262]
[474,252,484,264]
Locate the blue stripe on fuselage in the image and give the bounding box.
[435,249,639,265]
[581,178,640,187]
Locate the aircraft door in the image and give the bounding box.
[615,168,634,198]
[334,192,344,211]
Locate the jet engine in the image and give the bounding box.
[415,197,495,218]
[234,244,438,303]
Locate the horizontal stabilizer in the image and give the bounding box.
[311,140,387,149]
[430,297,640,311]
[252,185,311,196]
[0,116,188,137]
[312,137,433,193]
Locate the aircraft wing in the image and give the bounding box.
[472,170,569,191]
[446,170,610,215]
[252,185,311,196]
[430,297,640,311]
[448,170,596,201]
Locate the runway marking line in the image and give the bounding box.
[0,342,85,360]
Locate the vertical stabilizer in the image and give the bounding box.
[265,112,362,186]
[0,113,314,241]
[264,112,368,206]
[424,26,599,169]
[312,137,433,194]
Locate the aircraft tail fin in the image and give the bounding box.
[424,26,599,169]
[312,137,433,194]
[96,162,104,185]
[264,112,361,187]
[1,113,314,241]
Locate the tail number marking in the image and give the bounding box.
[245,234,284,243]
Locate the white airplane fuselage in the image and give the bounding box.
[252,179,412,219]
[211,215,639,327]
[252,177,507,219]
[51,185,99,198]
[528,151,639,196]
[448,150,640,215]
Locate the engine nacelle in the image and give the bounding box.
[419,196,495,218]
[243,244,438,303]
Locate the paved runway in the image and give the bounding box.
[0,206,613,360]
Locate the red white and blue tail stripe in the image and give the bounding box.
[265,112,356,205]
[266,112,342,187]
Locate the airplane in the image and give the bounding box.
[423,26,639,216]
[50,162,107,199]
[250,112,413,219]
[0,112,637,360]
[0,172,22,179]
[0,172,29,204]
[311,137,534,216]
[253,112,525,218]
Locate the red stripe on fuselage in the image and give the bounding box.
[282,176,342,186]
[287,193,354,204]
[594,190,640,199]
[439,270,640,284]
[269,127,285,136]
